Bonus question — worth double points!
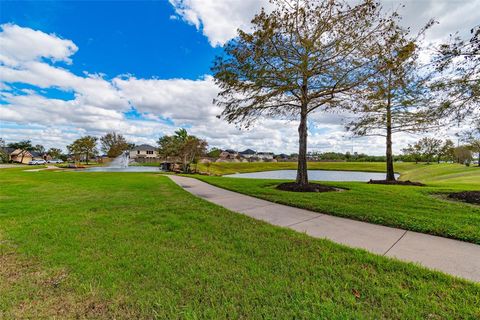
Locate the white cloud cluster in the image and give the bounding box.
[113,75,221,123]
[0,23,78,66]
[169,0,480,46]
[168,0,271,46]
[0,63,129,111]
[0,24,169,149]
[1,24,317,153]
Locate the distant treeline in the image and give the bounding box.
[304,152,400,163]
[304,136,478,165]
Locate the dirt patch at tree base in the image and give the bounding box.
[448,191,480,205]
[276,182,339,192]
[367,179,425,186]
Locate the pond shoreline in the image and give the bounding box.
[224,169,399,182]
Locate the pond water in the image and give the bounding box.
[224,170,399,182]
[82,166,163,172]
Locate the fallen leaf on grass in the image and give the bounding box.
[352,289,361,299]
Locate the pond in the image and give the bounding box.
[224,170,399,182]
[82,166,163,172]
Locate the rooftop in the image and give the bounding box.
[132,144,156,151]
[239,149,256,155]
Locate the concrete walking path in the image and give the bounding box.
[169,175,480,283]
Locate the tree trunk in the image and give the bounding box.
[385,73,395,181]
[86,151,89,165]
[386,126,395,181]
[296,109,308,186]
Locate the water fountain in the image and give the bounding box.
[83,151,161,172]
[108,151,130,168]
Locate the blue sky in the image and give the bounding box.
[0,0,221,80]
[0,0,478,154]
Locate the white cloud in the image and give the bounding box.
[113,75,220,123]
[0,23,78,66]
[0,61,129,111]
[168,0,272,46]
[395,0,480,41]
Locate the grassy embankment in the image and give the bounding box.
[0,168,478,318]
[197,161,418,175]
[194,162,480,243]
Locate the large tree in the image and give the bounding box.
[0,138,7,163]
[212,0,393,187]
[0,150,7,163]
[47,148,63,159]
[207,148,222,158]
[402,137,447,164]
[454,146,473,165]
[100,132,130,158]
[432,25,479,124]
[438,139,455,163]
[345,19,436,180]
[158,129,207,172]
[157,135,178,161]
[461,126,480,166]
[402,142,422,164]
[67,136,98,164]
[34,144,45,154]
[417,137,443,164]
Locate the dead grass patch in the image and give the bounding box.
[0,234,138,319]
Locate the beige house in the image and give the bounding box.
[129,144,158,160]
[9,149,34,164]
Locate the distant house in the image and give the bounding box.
[30,151,51,161]
[129,144,158,160]
[239,149,256,159]
[67,153,88,162]
[276,153,290,161]
[30,152,41,160]
[216,149,240,162]
[219,149,238,160]
[256,152,274,160]
[96,154,110,163]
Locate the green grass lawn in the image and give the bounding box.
[194,163,480,244]
[400,163,480,187]
[0,168,478,318]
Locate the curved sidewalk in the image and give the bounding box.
[169,175,480,283]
